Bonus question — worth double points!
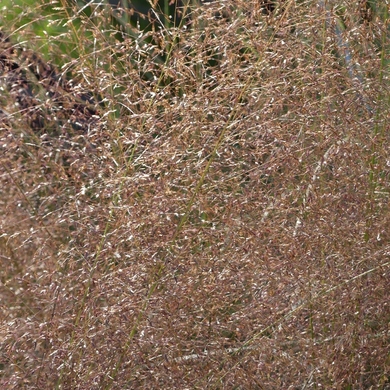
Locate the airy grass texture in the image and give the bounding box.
[1,0,389,388]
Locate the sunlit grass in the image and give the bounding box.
[1,0,389,388]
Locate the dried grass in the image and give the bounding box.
[1,0,389,388]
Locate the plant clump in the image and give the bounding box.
[0,0,389,388]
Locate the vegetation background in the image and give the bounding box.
[0,0,389,388]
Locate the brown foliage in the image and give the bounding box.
[1,0,389,388]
